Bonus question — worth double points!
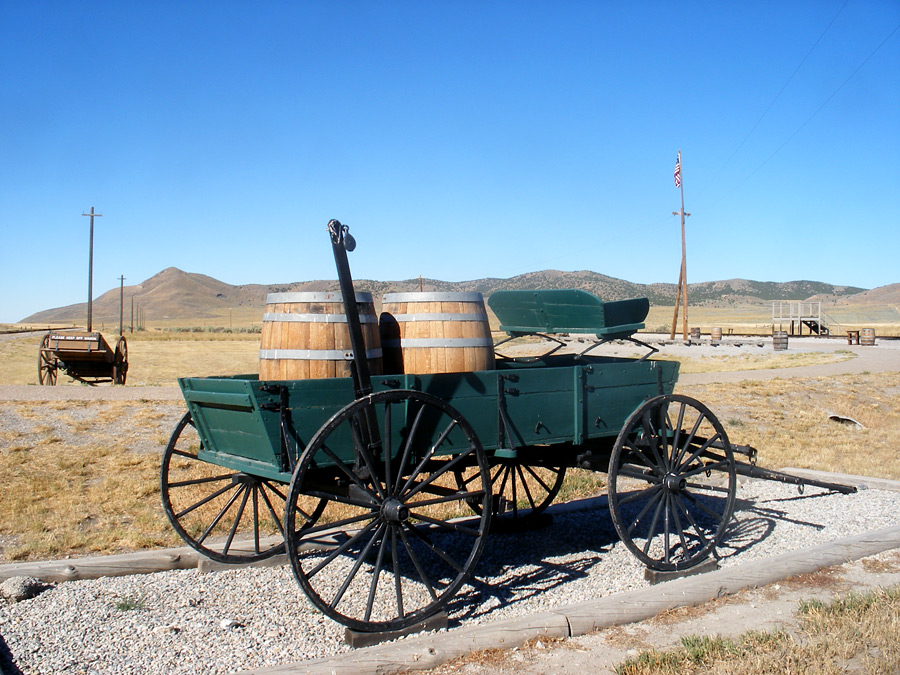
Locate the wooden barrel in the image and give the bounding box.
[860,328,876,346]
[380,292,495,374]
[773,330,789,351]
[259,292,382,380]
[710,327,723,342]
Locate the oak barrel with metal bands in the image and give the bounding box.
[379,292,495,375]
[860,328,876,346]
[259,292,382,380]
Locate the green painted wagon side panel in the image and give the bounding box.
[488,289,649,337]
[176,356,680,478]
[179,377,284,478]
[584,359,679,436]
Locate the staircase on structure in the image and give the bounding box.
[772,301,834,336]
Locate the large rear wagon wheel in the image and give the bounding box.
[38,334,57,386]
[161,412,323,564]
[608,395,736,572]
[284,390,492,632]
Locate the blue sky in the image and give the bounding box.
[2,1,898,322]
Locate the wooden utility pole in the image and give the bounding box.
[82,207,102,332]
[669,151,691,340]
[118,275,125,336]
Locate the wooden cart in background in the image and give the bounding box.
[38,331,127,385]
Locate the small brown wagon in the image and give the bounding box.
[38,331,128,385]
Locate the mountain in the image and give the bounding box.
[19,268,872,324]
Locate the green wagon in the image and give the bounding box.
[161,221,852,633]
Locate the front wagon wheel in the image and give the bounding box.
[284,390,492,632]
[608,395,736,572]
[161,412,323,564]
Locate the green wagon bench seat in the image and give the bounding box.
[488,289,650,339]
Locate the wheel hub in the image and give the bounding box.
[664,473,686,492]
[382,498,409,523]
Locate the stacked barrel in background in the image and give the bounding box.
[379,292,495,375]
[258,290,496,380]
[258,292,382,380]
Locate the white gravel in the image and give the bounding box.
[2,479,899,674]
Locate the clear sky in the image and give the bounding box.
[2,1,898,322]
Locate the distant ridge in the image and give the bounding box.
[20,267,876,324]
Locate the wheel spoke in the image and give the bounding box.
[167,472,236,488]
[407,489,486,510]
[394,402,427,489]
[623,440,664,477]
[680,489,726,524]
[331,522,387,610]
[405,521,466,574]
[193,485,245,545]
[173,481,238,520]
[258,484,285,536]
[404,445,476,500]
[625,488,664,536]
[401,419,461,494]
[222,484,253,555]
[348,414,385,501]
[616,465,662,484]
[521,464,556,494]
[515,464,537,511]
[618,482,663,508]
[319,443,379,503]
[676,433,724,474]
[383,402,393,495]
[641,492,666,555]
[673,493,711,548]
[397,524,439,601]
[669,492,689,557]
[306,517,382,580]
[673,412,706,469]
[410,512,483,537]
[364,525,389,622]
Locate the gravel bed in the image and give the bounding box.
[2,480,900,674]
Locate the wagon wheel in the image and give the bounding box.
[284,389,492,632]
[608,394,736,572]
[113,337,128,385]
[454,460,566,523]
[161,412,325,564]
[38,334,58,386]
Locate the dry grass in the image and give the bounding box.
[617,586,900,674]
[0,401,185,561]
[677,371,900,480]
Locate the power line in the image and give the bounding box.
[698,0,850,200]
[708,20,900,207]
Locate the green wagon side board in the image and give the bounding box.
[176,356,679,481]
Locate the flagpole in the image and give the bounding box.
[669,151,690,341]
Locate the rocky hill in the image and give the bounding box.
[20,267,872,324]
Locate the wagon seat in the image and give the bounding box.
[487,289,657,360]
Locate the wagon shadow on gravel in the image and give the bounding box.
[707,489,845,562]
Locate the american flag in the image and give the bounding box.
[673,153,682,188]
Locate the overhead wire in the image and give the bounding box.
[696,0,850,201]
[717,20,900,200]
